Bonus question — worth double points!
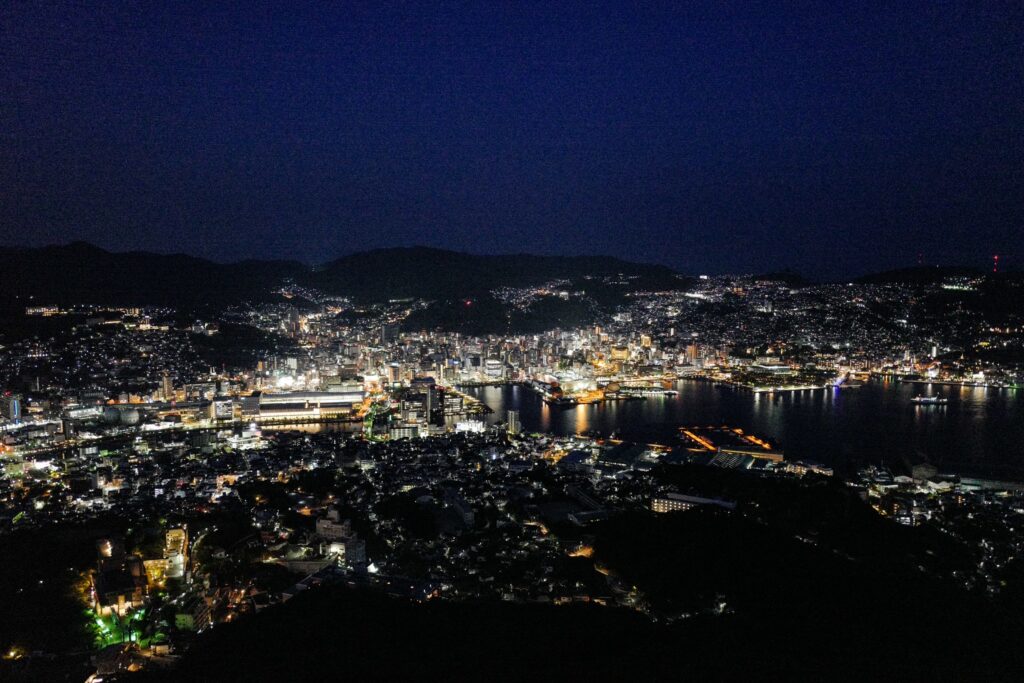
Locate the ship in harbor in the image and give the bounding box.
[911,395,949,405]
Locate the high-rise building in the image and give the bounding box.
[686,344,699,364]
[161,372,173,401]
[381,323,400,344]
[410,377,437,420]
[386,363,401,385]
[507,409,521,435]
[0,394,22,421]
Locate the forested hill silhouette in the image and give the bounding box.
[0,243,686,308]
[0,242,303,308]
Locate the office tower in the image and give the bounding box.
[0,394,22,421]
[507,409,521,435]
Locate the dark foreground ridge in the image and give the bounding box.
[133,559,1024,682]
[127,492,1024,682]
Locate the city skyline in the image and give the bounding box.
[2,264,1022,680]
[3,4,1024,679]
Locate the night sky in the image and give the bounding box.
[2,2,1022,278]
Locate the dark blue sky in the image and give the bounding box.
[2,2,1022,278]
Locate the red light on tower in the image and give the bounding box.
[993,255,999,273]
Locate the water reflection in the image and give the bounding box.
[464,380,1024,476]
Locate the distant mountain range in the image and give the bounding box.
[0,242,1015,311]
[310,246,686,301]
[0,242,686,309]
[0,242,304,308]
